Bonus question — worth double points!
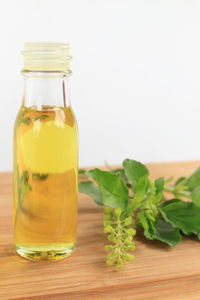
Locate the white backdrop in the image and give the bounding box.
[1,0,200,171]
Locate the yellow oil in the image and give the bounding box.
[13,105,78,261]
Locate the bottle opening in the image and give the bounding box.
[22,42,72,72]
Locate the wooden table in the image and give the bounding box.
[1,161,200,300]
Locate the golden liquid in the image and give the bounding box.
[13,105,78,261]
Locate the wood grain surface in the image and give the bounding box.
[1,161,200,300]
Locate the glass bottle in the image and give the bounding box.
[13,42,78,261]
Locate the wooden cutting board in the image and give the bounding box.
[1,161,200,300]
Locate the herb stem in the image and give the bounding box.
[164,185,191,198]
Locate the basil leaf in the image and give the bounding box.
[160,199,200,236]
[32,173,48,180]
[78,169,87,175]
[123,159,149,190]
[87,169,128,209]
[78,181,103,205]
[175,177,186,186]
[35,115,49,121]
[132,177,149,210]
[185,167,200,190]
[155,177,164,203]
[111,168,129,185]
[191,186,200,207]
[138,212,181,247]
[138,212,155,239]
[153,219,181,247]
[18,170,32,205]
[22,117,31,125]
[161,198,180,208]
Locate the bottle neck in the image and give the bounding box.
[22,71,71,109]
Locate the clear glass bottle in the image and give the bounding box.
[13,42,78,261]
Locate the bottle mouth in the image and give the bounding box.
[22,42,72,72]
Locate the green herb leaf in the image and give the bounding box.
[138,212,155,239]
[191,186,200,207]
[111,168,129,185]
[35,115,49,121]
[155,177,164,202]
[138,212,181,247]
[18,170,32,204]
[131,176,149,210]
[153,219,181,247]
[78,169,87,175]
[87,169,128,209]
[78,169,89,180]
[185,167,200,190]
[175,177,186,186]
[123,159,149,190]
[32,173,49,180]
[22,117,31,125]
[78,181,103,205]
[161,198,181,207]
[137,178,161,221]
[160,199,200,236]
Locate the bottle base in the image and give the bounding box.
[16,243,75,261]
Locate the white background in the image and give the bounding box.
[1,0,200,171]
